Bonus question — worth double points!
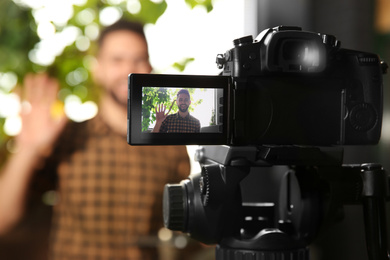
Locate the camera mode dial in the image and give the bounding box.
[321,34,340,49]
[233,35,253,47]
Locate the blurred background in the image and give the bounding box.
[0,0,389,259]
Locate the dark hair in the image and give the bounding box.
[98,19,147,48]
[177,89,190,98]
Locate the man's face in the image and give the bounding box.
[94,30,152,107]
[176,93,191,113]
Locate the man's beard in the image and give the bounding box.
[109,88,128,108]
[104,79,129,108]
[179,105,188,113]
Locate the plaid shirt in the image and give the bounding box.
[38,114,190,260]
[159,113,200,133]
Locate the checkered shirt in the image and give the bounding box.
[39,114,190,260]
[159,113,200,133]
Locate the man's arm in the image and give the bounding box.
[0,74,67,234]
[0,147,46,234]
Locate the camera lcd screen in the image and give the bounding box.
[128,73,230,145]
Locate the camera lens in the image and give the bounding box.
[163,183,187,231]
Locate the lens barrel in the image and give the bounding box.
[163,184,187,231]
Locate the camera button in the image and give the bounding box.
[243,63,251,70]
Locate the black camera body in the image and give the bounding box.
[127,26,385,147]
[218,25,383,146]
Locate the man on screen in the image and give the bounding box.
[153,89,201,133]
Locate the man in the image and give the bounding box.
[0,20,191,260]
[153,89,201,133]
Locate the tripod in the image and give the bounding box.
[194,145,390,260]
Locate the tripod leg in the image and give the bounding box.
[361,164,390,260]
[362,197,389,260]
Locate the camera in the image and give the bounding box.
[127,26,389,260]
[127,25,385,146]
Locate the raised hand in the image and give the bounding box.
[17,73,68,157]
[155,104,168,123]
[152,99,175,132]
[155,100,175,123]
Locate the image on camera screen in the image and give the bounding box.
[128,74,229,145]
[141,86,222,134]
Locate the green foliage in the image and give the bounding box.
[0,118,6,143]
[172,58,195,72]
[185,0,214,12]
[0,0,214,147]
[142,87,172,132]
[0,1,39,79]
[122,0,167,24]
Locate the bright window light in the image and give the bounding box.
[0,93,21,118]
[99,6,122,26]
[4,115,22,136]
[0,72,18,92]
[64,95,98,122]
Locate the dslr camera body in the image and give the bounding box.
[128,25,385,146]
[218,25,383,146]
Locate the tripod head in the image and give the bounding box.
[163,145,390,260]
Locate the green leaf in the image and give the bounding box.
[0,0,39,79]
[123,0,168,25]
[172,57,195,72]
[185,0,214,12]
